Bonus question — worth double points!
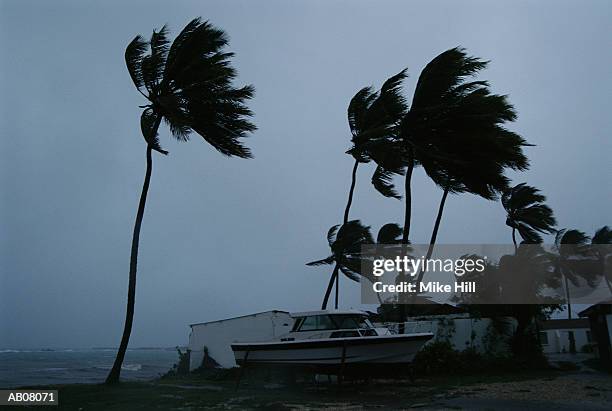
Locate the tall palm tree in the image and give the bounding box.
[106,18,255,384]
[401,48,530,288]
[320,72,407,309]
[502,183,556,250]
[399,48,529,246]
[307,220,375,309]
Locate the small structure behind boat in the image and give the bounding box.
[188,310,292,370]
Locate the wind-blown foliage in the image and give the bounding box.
[394,48,532,300]
[502,183,557,246]
[107,18,255,385]
[307,221,374,309]
[125,18,256,156]
[347,70,409,199]
[307,221,374,282]
[318,72,408,310]
[386,47,531,253]
[404,48,529,200]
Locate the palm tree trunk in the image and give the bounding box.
[322,159,359,310]
[563,275,572,320]
[398,149,414,332]
[335,267,339,309]
[322,264,340,310]
[402,148,414,243]
[415,184,450,287]
[105,145,155,384]
[512,228,518,253]
[343,160,359,223]
[563,275,576,353]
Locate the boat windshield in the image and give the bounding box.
[332,315,373,330]
[292,314,373,332]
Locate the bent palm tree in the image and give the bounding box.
[106,18,255,384]
[502,183,556,250]
[402,48,530,288]
[321,72,407,309]
[307,221,375,309]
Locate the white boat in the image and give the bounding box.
[231,310,433,370]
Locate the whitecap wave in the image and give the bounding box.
[121,364,142,371]
[93,363,142,372]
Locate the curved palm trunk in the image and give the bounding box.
[512,228,518,252]
[402,148,415,243]
[322,264,340,310]
[322,160,359,310]
[106,145,154,384]
[415,184,450,287]
[398,149,415,332]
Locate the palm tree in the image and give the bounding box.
[401,48,530,287]
[591,226,612,293]
[502,183,556,250]
[552,229,591,353]
[307,220,374,309]
[320,72,407,309]
[106,18,255,384]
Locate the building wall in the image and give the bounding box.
[540,328,591,353]
[607,314,612,347]
[188,311,292,369]
[400,316,513,354]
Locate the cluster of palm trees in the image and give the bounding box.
[107,18,609,383]
[502,183,611,307]
[306,47,611,330]
[308,47,530,309]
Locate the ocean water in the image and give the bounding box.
[0,348,179,388]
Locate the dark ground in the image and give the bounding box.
[13,363,612,410]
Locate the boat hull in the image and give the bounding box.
[231,333,433,367]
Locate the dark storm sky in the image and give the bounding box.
[1,0,610,348]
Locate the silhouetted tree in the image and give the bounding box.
[401,48,530,288]
[307,221,374,309]
[551,229,591,353]
[502,183,556,250]
[591,226,612,293]
[320,72,407,309]
[106,18,255,384]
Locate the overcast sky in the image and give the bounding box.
[1,0,610,348]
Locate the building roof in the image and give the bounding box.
[540,318,590,330]
[579,300,612,317]
[189,310,289,327]
[290,309,367,317]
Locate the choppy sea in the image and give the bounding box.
[0,348,179,388]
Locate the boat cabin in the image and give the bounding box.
[284,310,381,340]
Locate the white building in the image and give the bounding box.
[398,314,513,354]
[539,318,592,354]
[579,302,612,369]
[187,310,292,370]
